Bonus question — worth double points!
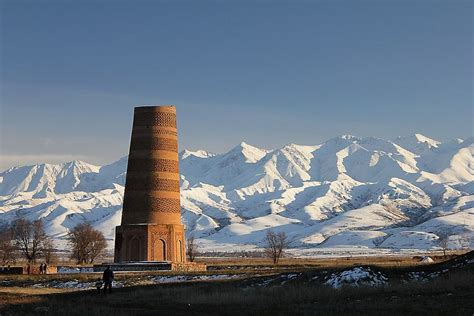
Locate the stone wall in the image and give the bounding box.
[94,262,207,272]
[171,262,207,272]
[93,262,172,272]
[0,265,58,275]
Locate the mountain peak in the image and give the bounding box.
[237,141,256,149]
[180,149,215,159]
[323,135,361,148]
[413,134,440,145]
[228,142,267,163]
[282,143,320,153]
[332,135,361,142]
[340,134,358,140]
[61,160,100,173]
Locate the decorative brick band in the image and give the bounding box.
[127,158,179,173]
[125,178,180,192]
[134,112,176,128]
[130,137,178,152]
[133,129,178,137]
[123,197,181,213]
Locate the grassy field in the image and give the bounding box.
[199,251,463,269]
[1,251,472,315]
[1,269,473,315]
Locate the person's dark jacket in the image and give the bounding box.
[102,268,114,283]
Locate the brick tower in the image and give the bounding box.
[114,105,186,263]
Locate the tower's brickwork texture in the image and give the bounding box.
[114,106,186,263]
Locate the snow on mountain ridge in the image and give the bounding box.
[180,149,216,159]
[0,160,100,196]
[395,134,441,155]
[1,134,473,252]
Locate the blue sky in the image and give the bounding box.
[1,0,472,170]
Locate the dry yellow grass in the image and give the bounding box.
[0,287,74,295]
[1,251,473,315]
[197,250,467,269]
[2,267,473,316]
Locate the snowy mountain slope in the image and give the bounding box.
[417,138,474,183]
[394,134,441,155]
[0,134,473,252]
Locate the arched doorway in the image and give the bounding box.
[154,239,167,261]
[161,239,167,261]
[129,237,140,261]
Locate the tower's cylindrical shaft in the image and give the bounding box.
[121,105,181,225]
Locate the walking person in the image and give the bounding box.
[43,263,48,275]
[39,263,44,274]
[102,266,114,294]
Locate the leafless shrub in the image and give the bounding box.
[458,235,471,250]
[68,222,107,264]
[187,235,199,262]
[11,218,49,263]
[42,238,56,264]
[264,230,291,264]
[438,233,450,257]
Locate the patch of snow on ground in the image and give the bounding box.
[32,280,95,289]
[280,273,300,285]
[151,274,241,284]
[57,266,94,274]
[31,279,124,289]
[325,267,388,289]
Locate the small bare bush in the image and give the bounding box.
[187,235,199,262]
[438,233,450,257]
[264,230,291,264]
[42,238,56,264]
[458,235,471,250]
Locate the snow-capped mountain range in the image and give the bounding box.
[1,134,473,252]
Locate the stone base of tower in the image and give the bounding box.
[114,223,186,263]
[93,261,207,272]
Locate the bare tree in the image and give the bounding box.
[186,235,199,262]
[457,235,470,251]
[11,219,48,263]
[264,230,291,264]
[68,223,107,264]
[87,231,107,263]
[438,233,450,257]
[0,227,16,265]
[42,238,56,265]
[462,236,471,250]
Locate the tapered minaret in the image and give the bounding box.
[114,105,186,263]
